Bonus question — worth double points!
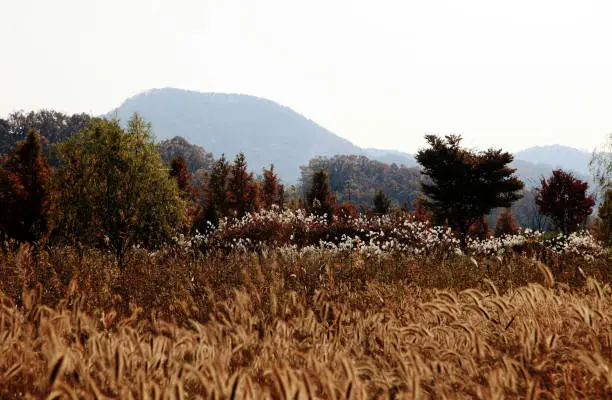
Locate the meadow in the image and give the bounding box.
[0,209,610,399]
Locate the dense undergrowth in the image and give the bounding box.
[0,210,610,398]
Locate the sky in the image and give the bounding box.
[1,0,611,154]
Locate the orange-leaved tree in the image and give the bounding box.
[494,208,520,237]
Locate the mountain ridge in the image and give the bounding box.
[107,88,593,185]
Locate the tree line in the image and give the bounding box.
[1,113,610,259]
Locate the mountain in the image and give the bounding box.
[108,88,363,183]
[514,145,592,176]
[107,88,593,186]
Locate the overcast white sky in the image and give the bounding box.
[1,0,611,153]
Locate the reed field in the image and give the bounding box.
[0,210,610,399]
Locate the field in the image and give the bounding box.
[0,210,610,399]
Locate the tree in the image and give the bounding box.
[597,190,612,245]
[170,156,193,198]
[197,155,230,229]
[306,170,335,222]
[589,133,611,198]
[227,153,259,218]
[598,189,612,246]
[1,110,91,162]
[494,208,520,237]
[169,156,201,228]
[343,179,358,202]
[158,136,215,172]
[0,118,9,155]
[338,201,359,221]
[373,189,391,214]
[300,155,420,210]
[411,195,433,224]
[54,115,187,261]
[415,134,524,243]
[536,169,595,235]
[467,217,490,240]
[0,129,52,242]
[261,164,284,209]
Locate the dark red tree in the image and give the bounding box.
[227,153,260,218]
[536,169,595,235]
[261,164,284,209]
[169,156,194,198]
[0,129,52,242]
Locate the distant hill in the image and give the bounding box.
[107,88,364,183]
[107,88,594,186]
[514,145,592,176]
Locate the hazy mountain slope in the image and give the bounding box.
[108,88,362,182]
[107,88,593,186]
[514,145,592,176]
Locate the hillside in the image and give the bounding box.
[107,88,594,186]
[299,155,421,209]
[515,145,592,176]
[108,88,363,183]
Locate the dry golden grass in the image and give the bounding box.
[0,248,611,399]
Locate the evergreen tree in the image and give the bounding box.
[536,169,595,235]
[415,134,523,243]
[306,170,335,222]
[373,189,391,214]
[198,155,230,228]
[261,164,284,209]
[227,153,259,218]
[54,115,187,261]
[0,129,52,242]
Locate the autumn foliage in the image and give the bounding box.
[261,164,284,209]
[494,208,520,237]
[536,169,596,235]
[0,129,52,242]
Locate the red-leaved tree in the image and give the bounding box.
[536,169,595,235]
[0,129,52,242]
[410,196,433,224]
[227,153,260,218]
[467,216,490,240]
[261,164,284,209]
